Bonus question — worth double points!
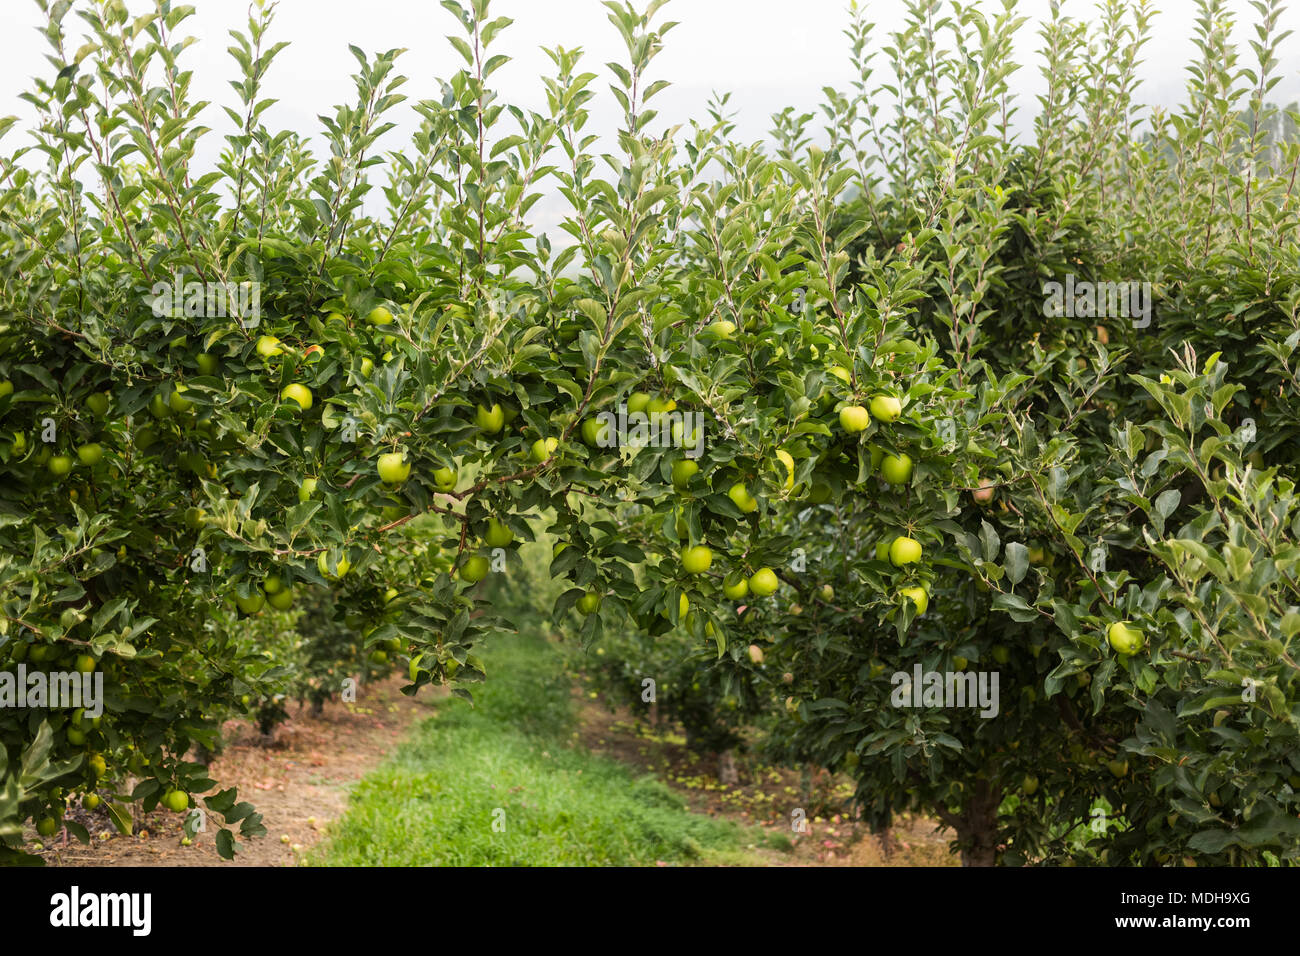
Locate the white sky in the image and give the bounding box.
[2,0,1297,230]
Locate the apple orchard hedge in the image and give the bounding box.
[1,0,1298,865]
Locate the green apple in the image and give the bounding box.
[255,335,284,358]
[576,591,602,615]
[459,554,490,583]
[530,436,559,462]
[76,443,103,466]
[377,452,411,485]
[581,417,609,447]
[168,384,195,414]
[646,397,677,419]
[991,644,1011,664]
[749,567,779,597]
[161,789,190,812]
[1022,774,1039,796]
[234,591,265,614]
[73,654,96,674]
[774,449,796,492]
[1106,621,1143,655]
[839,405,870,433]
[1106,758,1129,779]
[48,454,74,478]
[681,545,713,574]
[900,585,928,616]
[669,420,701,447]
[827,365,852,385]
[317,553,351,580]
[880,453,914,485]
[818,584,834,602]
[433,466,457,491]
[627,392,652,415]
[149,393,172,419]
[196,353,219,376]
[869,395,901,422]
[184,506,206,530]
[722,574,749,599]
[298,477,318,502]
[728,481,758,514]
[708,320,736,339]
[484,518,514,548]
[475,403,505,434]
[889,536,922,566]
[366,305,394,326]
[281,383,313,411]
[671,459,699,489]
[85,392,110,417]
[267,587,294,611]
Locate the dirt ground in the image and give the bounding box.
[575,692,958,867]
[25,666,954,867]
[25,676,439,867]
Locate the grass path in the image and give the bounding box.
[311,632,779,866]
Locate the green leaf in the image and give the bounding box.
[1004,542,1028,586]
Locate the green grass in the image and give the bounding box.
[311,632,768,866]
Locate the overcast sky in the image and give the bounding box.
[2,0,1297,230]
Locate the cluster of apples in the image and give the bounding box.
[39,389,115,479]
[837,393,902,433]
[838,387,931,617]
[233,571,298,615]
[253,304,407,422]
[679,543,782,598]
[0,382,117,480]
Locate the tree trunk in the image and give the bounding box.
[958,778,1000,866]
[877,824,898,859]
[717,749,738,785]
